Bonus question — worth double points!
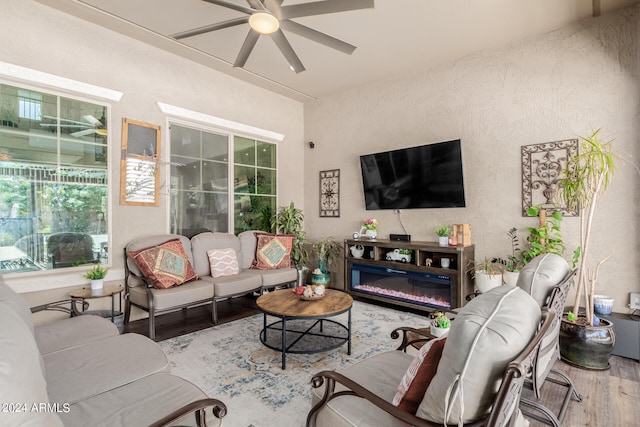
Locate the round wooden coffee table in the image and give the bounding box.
[256,288,353,369]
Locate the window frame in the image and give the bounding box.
[0,79,113,277]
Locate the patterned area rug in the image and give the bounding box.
[159,300,429,427]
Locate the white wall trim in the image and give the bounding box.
[156,101,285,143]
[0,61,123,102]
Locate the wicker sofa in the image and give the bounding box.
[125,230,298,339]
[0,274,226,427]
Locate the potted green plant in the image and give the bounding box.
[469,257,503,293]
[493,227,522,286]
[310,237,343,288]
[435,225,452,247]
[430,312,451,337]
[556,129,619,369]
[85,264,108,291]
[271,202,309,286]
[521,206,567,265]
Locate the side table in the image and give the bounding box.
[70,285,124,325]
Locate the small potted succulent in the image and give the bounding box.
[430,311,451,337]
[85,264,108,291]
[435,225,452,247]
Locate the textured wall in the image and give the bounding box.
[304,6,639,311]
[1,1,304,293]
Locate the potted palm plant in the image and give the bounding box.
[271,202,309,286]
[556,129,619,369]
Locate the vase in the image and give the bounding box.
[593,295,614,315]
[364,229,377,240]
[502,271,520,286]
[475,271,502,293]
[438,236,448,247]
[312,272,330,288]
[90,279,104,291]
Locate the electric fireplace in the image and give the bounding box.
[350,263,453,310]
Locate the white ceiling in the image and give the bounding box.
[36,0,638,102]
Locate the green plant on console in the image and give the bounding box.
[85,265,108,280]
[435,225,452,237]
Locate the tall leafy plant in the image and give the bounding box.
[271,202,309,268]
[557,129,618,326]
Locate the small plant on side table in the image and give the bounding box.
[85,264,108,291]
[430,312,451,337]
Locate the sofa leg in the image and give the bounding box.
[149,312,156,341]
[124,299,131,324]
[212,301,218,325]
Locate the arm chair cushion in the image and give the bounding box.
[516,253,570,307]
[417,285,540,425]
[393,336,447,413]
[128,238,198,289]
[207,248,240,278]
[251,233,294,270]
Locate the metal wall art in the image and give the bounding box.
[319,169,340,217]
[521,138,578,216]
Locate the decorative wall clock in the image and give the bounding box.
[319,169,340,217]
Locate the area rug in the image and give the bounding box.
[159,300,430,427]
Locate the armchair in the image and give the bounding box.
[307,286,552,427]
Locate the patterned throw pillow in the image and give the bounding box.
[251,233,294,270]
[393,336,447,414]
[207,248,240,278]
[127,239,198,289]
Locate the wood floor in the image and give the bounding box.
[124,296,639,426]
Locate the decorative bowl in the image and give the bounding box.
[300,294,325,301]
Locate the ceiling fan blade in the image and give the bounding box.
[279,20,356,54]
[39,124,87,128]
[246,0,267,11]
[233,30,260,68]
[202,0,255,15]
[270,30,305,73]
[82,115,101,126]
[171,16,249,39]
[263,0,284,18]
[71,129,97,137]
[279,0,374,20]
[41,115,90,126]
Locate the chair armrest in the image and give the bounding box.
[307,370,447,427]
[30,299,87,316]
[148,398,227,427]
[390,326,434,352]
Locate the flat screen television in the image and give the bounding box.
[359,139,466,210]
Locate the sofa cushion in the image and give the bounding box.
[417,286,540,425]
[191,232,242,277]
[128,238,198,289]
[0,273,35,334]
[59,373,208,427]
[45,333,170,405]
[199,272,262,298]
[238,230,260,270]
[245,267,297,288]
[35,314,119,356]
[207,248,240,278]
[393,336,447,413]
[128,278,214,311]
[251,233,294,270]
[516,253,571,307]
[0,301,64,427]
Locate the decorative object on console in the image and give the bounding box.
[385,248,412,263]
[521,138,578,216]
[440,258,450,268]
[452,224,472,246]
[319,169,340,217]
[349,244,365,258]
[390,233,411,241]
[435,225,451,247]
[361,217,379,239]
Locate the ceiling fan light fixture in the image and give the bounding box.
[249,12,279,35]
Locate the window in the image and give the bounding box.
[169,124,277,236]
[0,83,109,274]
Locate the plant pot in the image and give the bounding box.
[475,271,502,293]
[364,229,377,240]
[593,295,614,315]
[90,279,104,291]
[502,271,520,286]
[296,267,309,287]
[438,236,449,247]
[559,316,615,370]
[430,326,449,338]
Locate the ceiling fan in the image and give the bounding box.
[40,114,107,137]
[170,0,375,73]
